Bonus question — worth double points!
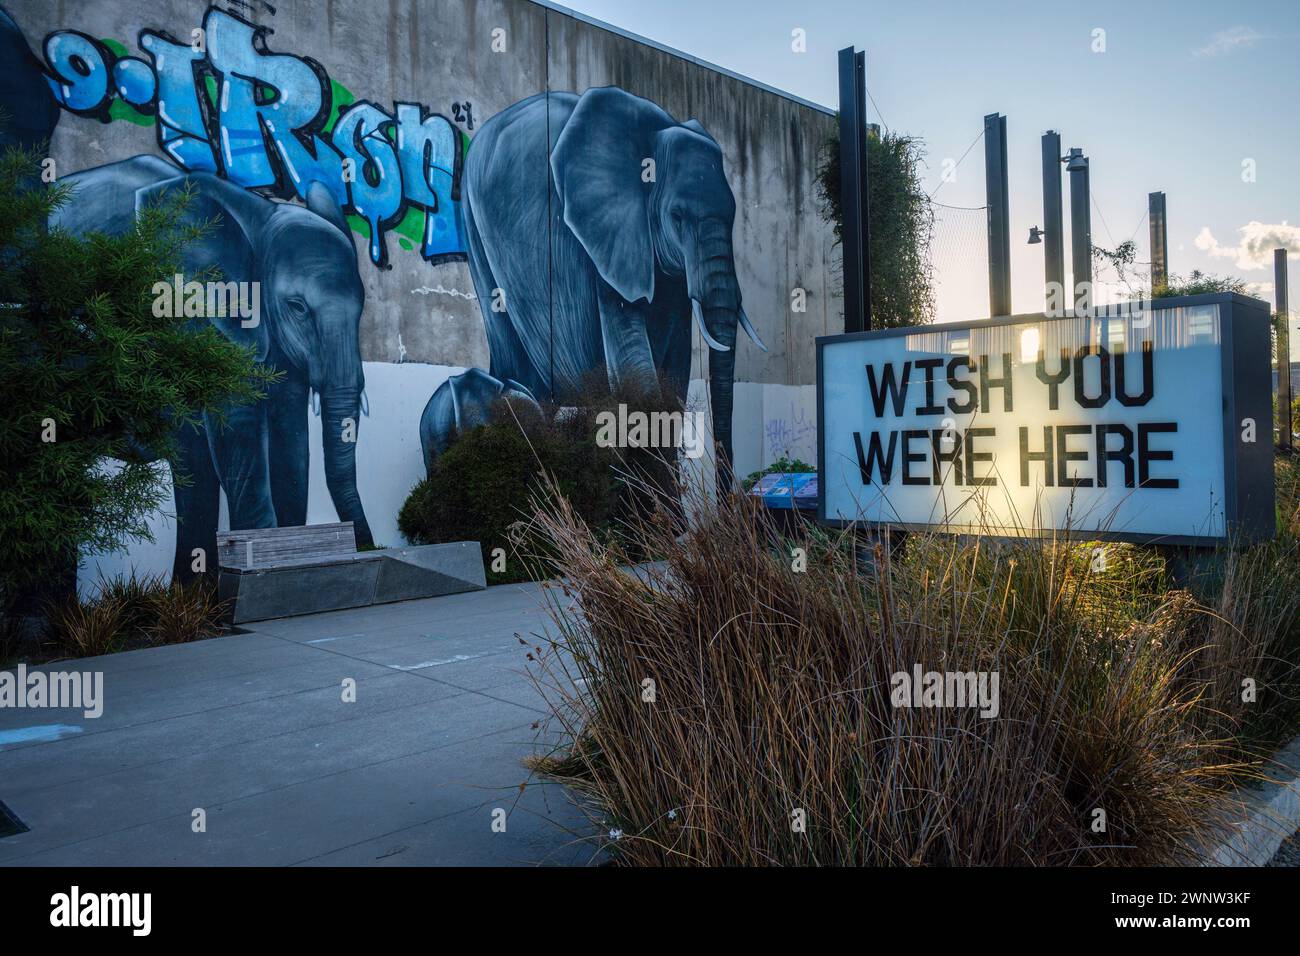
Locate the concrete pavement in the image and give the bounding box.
[0,582,601,866]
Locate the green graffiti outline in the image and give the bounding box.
[93,38,468,255]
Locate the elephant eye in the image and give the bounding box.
[285,296,309,319]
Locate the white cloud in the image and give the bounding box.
[1194,221,1300,270]
[1193,26,1266,56]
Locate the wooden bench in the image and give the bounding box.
[217,522,361,571]
[216,522,485,623]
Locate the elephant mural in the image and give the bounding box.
[51,155,374,579]
[419,369,537,465]
[421,86,766,478]
[0,0,835,600]
[0,7,58,156]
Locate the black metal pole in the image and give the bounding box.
[1041,131,1064,309]
[837,47,868,333]
[1149,191,1168,294]
[984,113,1010,317]
[1277,248,1292,450]
[856,51,872,330]
[1067,149,1092,313]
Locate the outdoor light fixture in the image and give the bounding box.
[1028,226,1045,245]
[1064,147,1088,172]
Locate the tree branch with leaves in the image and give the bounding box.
[0,145,274,610]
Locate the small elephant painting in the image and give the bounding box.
[50,156,375,578]
[0,7,378,582]
[421,86,765,473]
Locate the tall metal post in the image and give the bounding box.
[1067,148,1092,313]
[1149,192,1168,294]
[837,47,871,332]
[1278,248,1292,450]
[856,52,872,330]
[1041,131,1065,308]
[984,113,1011,316]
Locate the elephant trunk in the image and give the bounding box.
[320,386,374,548]
[689,220,759,494]
[707,317,738,489]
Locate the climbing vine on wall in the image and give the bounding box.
[816,125,936,329]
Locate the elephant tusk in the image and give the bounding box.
[739,306,768,352]
[692,299,730,352]
[311,390,321,417]
[360,389,370,417]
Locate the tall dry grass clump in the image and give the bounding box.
[142,578,229,646]
[41,573,230,660]
[43,589,128,659]
[523,464,1300,866]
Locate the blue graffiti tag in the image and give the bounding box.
[41,5,467,268]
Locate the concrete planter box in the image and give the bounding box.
[219,542,486,623]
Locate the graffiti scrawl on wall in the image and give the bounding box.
[39,5,468,268]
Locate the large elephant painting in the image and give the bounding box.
[420,87,765,474]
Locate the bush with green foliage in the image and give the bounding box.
[399,400,616,584]
[0,145,272,611]
[1154,270,1248,298]
[742,456,815,491]
[1092,239,1249,301]
[815,126,935,329]
[399,373,685,584]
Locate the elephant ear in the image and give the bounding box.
[304,179,357,254]
[551,87,672,305]
[135,173,268,361]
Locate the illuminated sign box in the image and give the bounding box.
[816,293,1275,546]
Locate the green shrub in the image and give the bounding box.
[399,399,617,584]
[742,456,815,492]
[400,371,687,584]
[815,126,935,329]
[0,144,273,614]
[1153,270,1247,298]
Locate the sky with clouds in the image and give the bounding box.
[559,0,1299,327]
